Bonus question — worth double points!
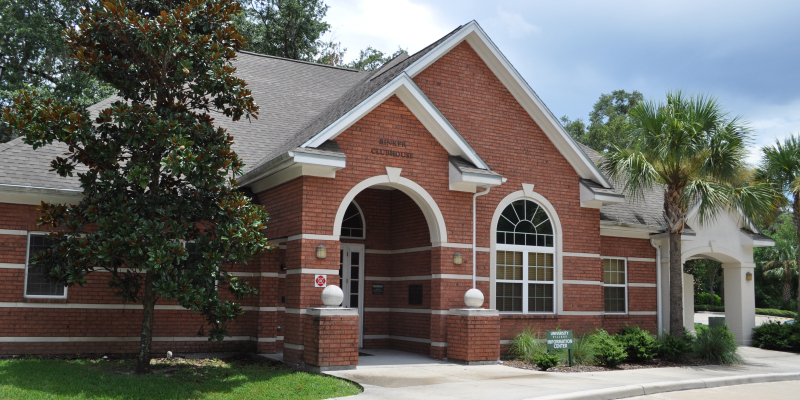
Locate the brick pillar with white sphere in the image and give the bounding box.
[446,288,500,365]
[302,285,360,373]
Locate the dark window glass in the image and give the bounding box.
[26,235,64,296]
[528,283,554,312]
[604,287,626,313]
[341,202,364,238]
[496,200,553,247]
[408,284,423,305]
[496,282,522,312]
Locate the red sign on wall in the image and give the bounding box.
[314,275,327,288]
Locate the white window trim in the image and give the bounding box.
[24,232,68,299]
[490,188,562,315]
[340,200,366,240]
[496,244,556,315]
[602,257,628,314]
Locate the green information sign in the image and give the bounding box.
[546,330,574,351]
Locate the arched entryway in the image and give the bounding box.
[333,171,448,357]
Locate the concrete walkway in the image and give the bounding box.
[694,311,793,327]
[327,347,800,400]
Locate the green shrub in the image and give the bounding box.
[696,293,722,306]
[693,324,741,364]
[592,329,627,367]
[694,304,725,312]
[752,321,800,352]
[658,330,694,362]
[615,326,659,361]
[533,352,560,371]
[508,327,546,362]
[562,335,595,365]
[755,308,798,319]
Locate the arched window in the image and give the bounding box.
[495,200,555,314]
[340,201,365,239]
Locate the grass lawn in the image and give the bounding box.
[0,355,361,400]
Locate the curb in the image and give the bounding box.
[530,372,800,400]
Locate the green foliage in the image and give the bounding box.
[508,327,546,362]
[533,352,560,371]
[234,0,330,60]
[658,329,694,362]
[0,357,361,399]
[556,335,595,366]
[693,325,741,364]
[684,259,723,302]
[345,46,406,71]
[695,304,725,312]
[562,90,643,152]
[592,329,627,367]
[752,321,800,352]
[756,308,798,318]
[695,292,722,306]
[2,0,273,371]
[0,0,114,143]
[614,326,659,361]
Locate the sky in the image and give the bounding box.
[323,0,800,164]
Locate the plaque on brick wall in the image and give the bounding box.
[372,284,384,295]
[408,284,423,305]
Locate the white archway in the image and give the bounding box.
[488,187,564,313]
[332,172,448,244]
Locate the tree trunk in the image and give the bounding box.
[669,230,684,337]
[794,197,800,316]
[136,271,157,374]
[783,280,792,305]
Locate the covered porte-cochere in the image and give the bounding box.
[652,208,774,345]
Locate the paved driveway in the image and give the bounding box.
[328,347,800,400]
[694,311,793,327]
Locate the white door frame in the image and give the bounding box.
[340,243,365,347]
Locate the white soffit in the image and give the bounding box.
[403,21,612,188]
[302,73,488,170]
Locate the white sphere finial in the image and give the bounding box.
[464,288,484,308]
[321,285,344,307]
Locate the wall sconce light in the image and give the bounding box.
[316,245,327,259]
[453,252,463,265]
[746,271,753,282]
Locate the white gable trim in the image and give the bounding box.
[404,21,612,188]
[301,73,489,170]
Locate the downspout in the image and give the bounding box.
[650,238,663,333]
[473,187,491,288]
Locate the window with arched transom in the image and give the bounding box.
[340,201,365,239]
[495,199,555,314]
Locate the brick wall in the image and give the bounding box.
[303,312,359,369]
[447,312,500,363]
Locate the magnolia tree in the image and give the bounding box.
[2,0,272,373]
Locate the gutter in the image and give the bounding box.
[473,188,491,288]
[650,238,662,334]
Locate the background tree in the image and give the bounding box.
[234,0,329,60]
[3,0,272,373]
[758,135,800,315]
[761,238,798,306]
[684,258,723,302]
[345,46,405,71]
[754,213,799,310]
[0,0,113,142]
[562,89,643,152]
[601,91,777,337]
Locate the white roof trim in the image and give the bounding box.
[301,73,489,170]
[404,21,612,188]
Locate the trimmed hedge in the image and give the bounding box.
[755,308,798,319]
[695,305,725,312]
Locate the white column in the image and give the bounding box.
[682,273,695,333]
[722,262,755,345]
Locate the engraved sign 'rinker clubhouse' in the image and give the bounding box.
[371,138,413,158]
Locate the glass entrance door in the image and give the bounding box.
[339,243,364,347]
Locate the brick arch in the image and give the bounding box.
[332,173,448,244]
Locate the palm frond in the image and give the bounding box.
[600,147,661,201]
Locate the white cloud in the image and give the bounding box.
[324,0,451,62]
[485,7,541,39]
[742,98,800,165]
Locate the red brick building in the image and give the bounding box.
[0,22,771,364]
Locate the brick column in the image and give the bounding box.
[283,239,341,365]
[303,308,359,373]
[446,309,500,365]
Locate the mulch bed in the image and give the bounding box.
[501,357,710,372]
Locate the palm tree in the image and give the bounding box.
[761,239,798,305]
[601,91,777,337]
[759,135,800,314]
